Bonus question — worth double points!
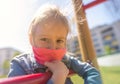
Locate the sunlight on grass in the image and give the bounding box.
[100,66,120,84]
[71,74,84,84]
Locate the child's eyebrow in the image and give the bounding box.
[38,34,49,37]
[58,37,66,39]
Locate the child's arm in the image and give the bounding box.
[68,56,102,84]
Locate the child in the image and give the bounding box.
[8,5,102,84]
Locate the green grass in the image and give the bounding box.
[100,66,120,84]
[71,74,84,84]
[71,66,120,84]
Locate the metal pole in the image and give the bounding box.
[72,0,99,70]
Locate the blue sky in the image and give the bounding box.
[0,0,116,52]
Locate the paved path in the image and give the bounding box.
[97,53,120,66]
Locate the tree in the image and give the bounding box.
[12,51,21,58]
[2,59,10,75]
[2,51,21,75]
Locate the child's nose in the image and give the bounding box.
[48,41,57,49]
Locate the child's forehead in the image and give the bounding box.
[34,21,68,38]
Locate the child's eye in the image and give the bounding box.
[57,39,64,43]
[40,38,48,41]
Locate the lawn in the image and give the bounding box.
[71,66,120,84]
[100,66,120,84]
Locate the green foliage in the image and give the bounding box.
[2,59,9,69]
[2,51,21,75]
[12,51,21,58]
[2,59,10,75]
[104,46,111,55]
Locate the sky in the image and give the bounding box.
[0,0,117,52]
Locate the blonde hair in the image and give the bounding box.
[28,4,70,36]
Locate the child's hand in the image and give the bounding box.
[45,60,69,84]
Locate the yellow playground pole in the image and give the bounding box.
[72,0,99,70]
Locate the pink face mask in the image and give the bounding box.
[32,47,66,65]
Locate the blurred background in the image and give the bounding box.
[0,0,120,84]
